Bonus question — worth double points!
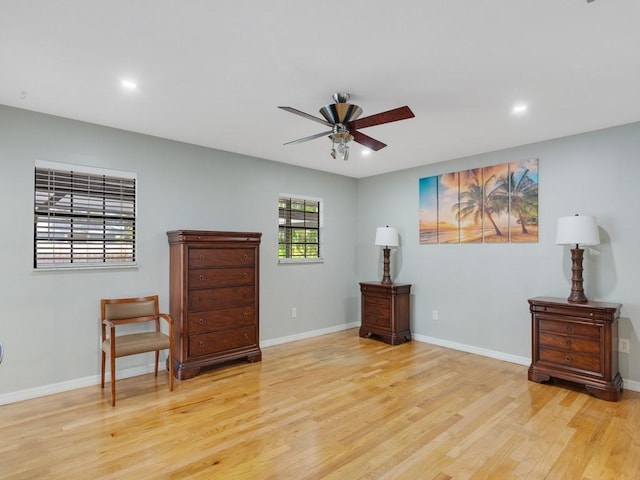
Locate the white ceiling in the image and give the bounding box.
[2,1,639,178]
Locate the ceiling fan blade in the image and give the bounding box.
[283,130,332,146]
[347,106,415,130]
[351,130,387,151]
[279,106,333,127]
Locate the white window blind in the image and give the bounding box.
[33,161,137,269]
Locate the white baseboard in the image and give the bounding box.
[0,364,157,406]
[413,333,640,393]
[260,322,360,348]
[2,325,636,405]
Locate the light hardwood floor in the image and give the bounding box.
[1,328,639,479]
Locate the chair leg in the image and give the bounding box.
[168,352,174,392]
[154,351,159,377]
[101,350,106,388]
[110,354,116,406]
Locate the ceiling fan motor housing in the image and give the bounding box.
[320,103,362,125]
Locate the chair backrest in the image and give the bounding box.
[101,295,160,326]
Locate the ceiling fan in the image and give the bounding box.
[278,93,415,161]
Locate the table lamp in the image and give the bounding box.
[556,214,600,303]
[375,226,399,284]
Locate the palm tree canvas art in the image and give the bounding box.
[419,159,538,244]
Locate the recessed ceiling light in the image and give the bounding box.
[512,103,528,115]
[121,79,138,90]
[361,149,372,157]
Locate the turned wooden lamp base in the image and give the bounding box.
[567,246,588,304]
[380,247,392,284]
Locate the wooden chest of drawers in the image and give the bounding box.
[359,282,411,345]
[167,230,262,380]
[528,297,622,401]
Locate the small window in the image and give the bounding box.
[278,195,323,263]
[34,160,137,269]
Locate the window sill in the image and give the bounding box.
[33,263,138,273]
[278,258,324,265]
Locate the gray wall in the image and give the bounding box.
[357,122,640,386]
[2,103,639,400]
[0,105,359,396]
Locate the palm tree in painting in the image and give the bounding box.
[454,174,507,237]
[494,169,538,234]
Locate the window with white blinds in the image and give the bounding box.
[33,161,137,269]
[278,195,323,262]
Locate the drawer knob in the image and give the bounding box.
[199,254,205,260]
[243,272,248,278]
[243,312,248,319]
[243,333,249,339]
[565,355,572,363]
[199,274,204,281]
[199,296,203,302]
[566,339,572,346]
[566,325,572,333]
[199,341,205,348]
[198,318,204,325]
[590,312,594,317]
[243,253,248,260]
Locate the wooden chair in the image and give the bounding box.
[100,295,174,406]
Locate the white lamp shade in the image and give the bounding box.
[556,215,600,246]
[375,226,399,247]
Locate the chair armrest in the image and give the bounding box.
[102,319,116,329]
[158,313,174,325]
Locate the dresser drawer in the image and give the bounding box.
[188,267,255,288]
[538,318,601,339]
[539,347,601,373]
[189,248,255,268]
[189,326,257,357]
[539,332,600,353]
[188,306,255,333]
[188,286,255,311]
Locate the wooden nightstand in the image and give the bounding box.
[359,282,411,345]
[528,297,622,401]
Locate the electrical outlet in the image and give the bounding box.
[432,310,439,321]
[291,307,297,318]
[619,338,630,354]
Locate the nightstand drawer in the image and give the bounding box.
[539,347,601,373]
[531,303,607,320]
[539,318,600,339]
[364,298,391,317]
[363,314,391,329]
[539,332,600,353]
